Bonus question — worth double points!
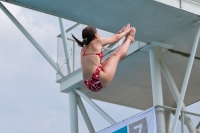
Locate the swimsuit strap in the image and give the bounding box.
[82,46,87,56]
[82,46,103,62]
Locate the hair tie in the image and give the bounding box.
[84,38,87,41]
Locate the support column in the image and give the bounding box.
[0,2,65,77]
[159,51,196,133]
[171,23,200,133]
[77,96,95,133]
[149,46,165,133]
[69,91,78,133]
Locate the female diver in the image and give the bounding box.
[72,24,136,92]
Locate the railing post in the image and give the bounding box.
[164,109,171,133]
[73,41,75,72]
[58,18,72,73]
[181,112,185,133]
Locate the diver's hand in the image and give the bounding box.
[117,24,131,34]
[123,24,131,34]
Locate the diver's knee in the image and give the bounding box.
[111,53,121,60]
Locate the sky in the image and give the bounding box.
[0,2,199,133]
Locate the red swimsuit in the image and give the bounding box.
[82,47,103,92]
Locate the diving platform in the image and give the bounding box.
[2,0,200,43]
[58,42,200,110]
[1,0,200,132]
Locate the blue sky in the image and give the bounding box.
[0,2,199,133]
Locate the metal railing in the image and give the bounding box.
[155,105,200,133]
[56,37,80,80]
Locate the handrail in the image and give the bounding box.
[57,23,80,37]
[155,105,200,117]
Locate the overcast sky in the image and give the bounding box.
[0,2,199,133]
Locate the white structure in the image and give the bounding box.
[1,0,200,132]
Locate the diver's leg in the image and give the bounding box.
[100,28,136,87]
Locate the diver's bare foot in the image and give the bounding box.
[125,27,136,43]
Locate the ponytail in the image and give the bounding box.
[72,26,97,47]
[72,34,87,47]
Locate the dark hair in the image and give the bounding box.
[72,26,97,47]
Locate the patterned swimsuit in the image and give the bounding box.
[82,47,103,92]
